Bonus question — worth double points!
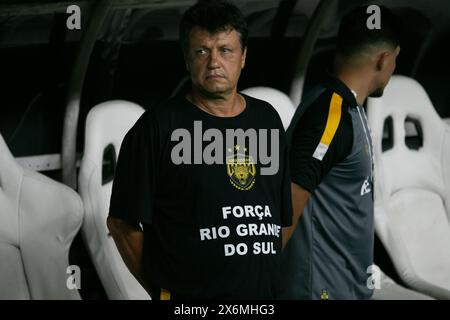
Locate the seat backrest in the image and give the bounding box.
[0,133,83,300]
[241,87,296,130]
[367,75,450,299]
[78,100,149,300]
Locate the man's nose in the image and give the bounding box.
[207,49,220,69]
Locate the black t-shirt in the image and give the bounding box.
[109,94,292,299]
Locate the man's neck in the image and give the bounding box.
[187,86,245,117]
[335,70,371,106]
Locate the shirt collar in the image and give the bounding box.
[323,75,359,108]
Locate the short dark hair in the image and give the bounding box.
[336,5,401,59]
[179,0,248,55]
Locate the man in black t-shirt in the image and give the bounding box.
[107,0,292,300]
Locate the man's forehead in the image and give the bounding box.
[189,26,239,44]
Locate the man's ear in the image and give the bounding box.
[376,51,389,72]
[184,51,191,72]
[241,47,247,69]
[185,57,191,72]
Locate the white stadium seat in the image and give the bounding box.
[372,267,434,300]
[78,100,150,300]
[367,75,450,299]
[0,133,83,299]
[241,87,296,130]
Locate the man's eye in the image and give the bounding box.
[221,48,231,53]
[196,49,207,55]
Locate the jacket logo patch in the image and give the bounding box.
[361,177,371,196]
[320,289,329,300]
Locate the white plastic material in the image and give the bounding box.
[367,75,450,299]
[0,133,83,300]
[242,87,296,130]
[78,100,150,300]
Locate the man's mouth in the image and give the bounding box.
[206,74,225,80]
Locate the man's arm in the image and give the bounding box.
[106,216,151,295]
[282,183,311,249]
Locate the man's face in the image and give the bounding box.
[370,46,400,98]
[185,27,246,98]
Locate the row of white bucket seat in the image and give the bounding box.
[1,76,448,299]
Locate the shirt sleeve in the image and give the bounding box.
[108,110,158,228]
[289,91,353,193]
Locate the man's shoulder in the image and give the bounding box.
[137,95,189,126]
[243,93,278,114]
[304,87,336,112]
[288,86,354,151]
[150,95,186,116]
[242,93,284,129]
[299,86,350,125]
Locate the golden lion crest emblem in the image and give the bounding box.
[226,153,256,190]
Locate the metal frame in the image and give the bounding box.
[61,0,111,188]
[16,153,81,172]
[0,0,281,16]
[289,0,336,107]
[0,2,90,16]
[270,0,298,39]
[16,154,63,172]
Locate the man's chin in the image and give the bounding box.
[198,88,226,99]
[369,88,384,98]
[199,85,230,98]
